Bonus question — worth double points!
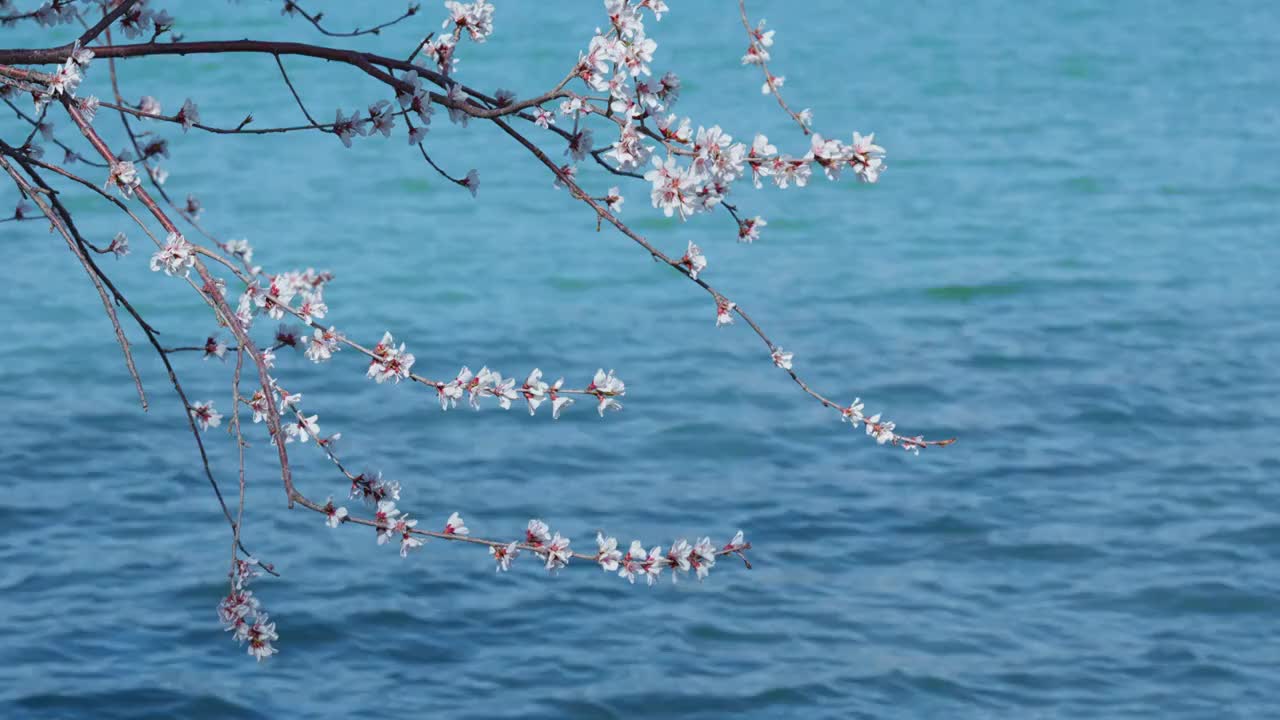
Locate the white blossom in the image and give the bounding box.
[243,615,279,662]
[367,331,415,383]
[400,533,423,558]
[149,232,195,276]
[604,187,624,213]
[595,532,622,572]
[190,401,222,431]
[444,0,495,42]
[490,541,518,571]
[619,540,645,583]
[550,377,574,419]
[444,511,469,536]
[374,500,401,545]
[107,232,130,258]
[284,414,321,444]
[738,215,766,243]
[177,98,199,132]
[333,108,364,148]
[203,335,228,360]
[437,367,470,410]
[305,327,341,363]
[446,83,470,127]
[526,518,551,547]
[641,545,664,585]
[588,368,625,415]
[324,497,348,528]
[841,398,866,425]
[544,532,572,571]
[681,241,707,279]
[849,131,886,183]
[138,96,162,116]
[691,536,717,580]
[488,372,518,410]
[521,368,549,415]
[108,160,140,197]
[716,299,736,327]
[367,100,395,138]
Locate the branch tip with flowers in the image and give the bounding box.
[0,0,951,664]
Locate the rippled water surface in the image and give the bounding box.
[2,2,1279,718]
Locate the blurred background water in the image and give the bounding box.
[1,1,1278,718]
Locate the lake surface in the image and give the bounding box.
[1,2,1278,718]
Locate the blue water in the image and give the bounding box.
[2,2,1279,718]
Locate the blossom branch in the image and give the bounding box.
[737,0,811,134]
[0,149,146,409]
[0,147,274,571]
[58,94,299,506]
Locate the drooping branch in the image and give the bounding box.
[57,94,299,507]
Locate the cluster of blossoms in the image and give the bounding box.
[37,40,90,106]
[371,499,423,557]
[21,0,78,28]
[366,331,415,383]
[323,2,493,149]
[533,0,886,243]
[411,0,495,74]
[117,0,175,40]
[235,266,332,329]
[740,19,775,66]
[149,231,195,276]
[332,103,394,148]
[348,471,402,505]
[839,397,925,454]
[605,534,717,585]
[805,131,887,184]
[217,557,278,662]
[427,366,622,418]
[443,0,495,44]
[519,518,572,570]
